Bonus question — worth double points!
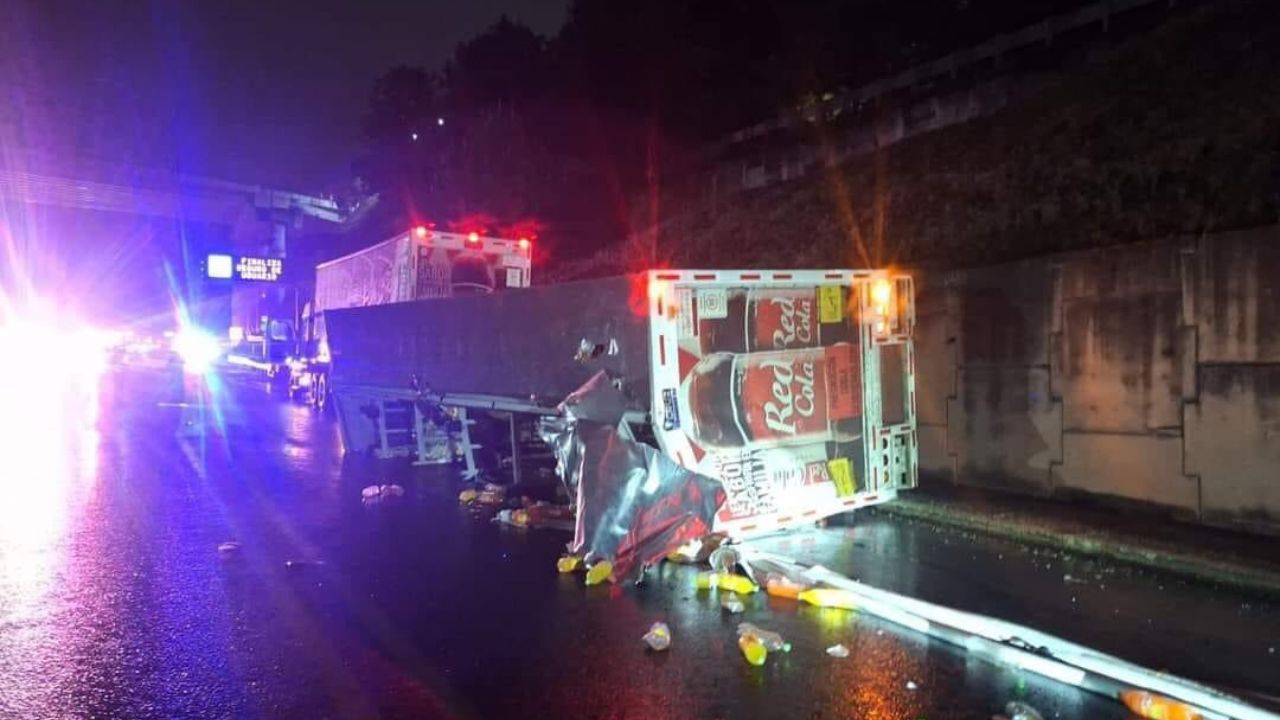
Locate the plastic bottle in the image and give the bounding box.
[717,573,758,594]
[557,555,581,573]
[737,623,791,653]
[798,587,859,610]
[1118,691,1203,720]
[1004,701,1044,720]
[695,570,758,593]
[694,571,721,590]
[643,622,671,651]
[738,633,767,666]
[585,560,613,586]
[708,546,739,572]
[765,574,806,599]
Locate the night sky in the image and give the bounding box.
[0,0,569,191]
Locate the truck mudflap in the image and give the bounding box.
[645,269,917,537]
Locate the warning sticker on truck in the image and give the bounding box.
[696,288,728,319]
[819,285,845,323]
[661,388,681,431]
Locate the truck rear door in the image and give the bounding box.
[645,269,917,537]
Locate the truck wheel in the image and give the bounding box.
[313,373,329,412]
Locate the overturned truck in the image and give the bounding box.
[326,269,918,538]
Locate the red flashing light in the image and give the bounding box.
[518,238,530,251]
[467,232,480,244]
[414,226,429,239]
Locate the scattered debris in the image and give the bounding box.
[666,540,702,564]
[1062,574,1087,585]
[665,535,728,564]
[476,486,505,506]
[906,680,919,690]
[695,571,758,594]
[717,573,757,594]
[362,484,406,506]
[999,700,1044,720]
[458,488,478,504]
[284,559,326,570]
[557,555,582,573]
[798,587,859,610]
[826,644,850,658]
[1119,690,1204,720]
[217,541,241,554]
[737,623,790,653]
[738,633,767,666]
[496,503,576,530]
[495,508,529,527]
[585,560,614,586]
[764,573,807,599]
[708,546,740,573]
[720,592,745,614]
[643,622,671,651]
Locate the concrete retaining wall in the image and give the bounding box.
[918,226,1280,532]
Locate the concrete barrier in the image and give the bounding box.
[918,225,1280,533]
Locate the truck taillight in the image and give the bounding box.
[414,226,430,239]
[871,278,893,311]
[868,276,913,341]
[518,238,530,251]
[467,232,480,244]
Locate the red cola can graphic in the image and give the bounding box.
[686,344,861,449]
[698,288,820,353]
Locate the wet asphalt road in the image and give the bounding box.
[1,373,1275,719]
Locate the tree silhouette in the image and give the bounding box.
[362,65,441,143]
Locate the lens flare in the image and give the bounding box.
[172,327,221,373]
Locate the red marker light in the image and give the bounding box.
[468,232,480,244]
[518,238,530,251]
[414,226,429,239]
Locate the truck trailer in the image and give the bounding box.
[325,267,918,537]
[289,226,532,409]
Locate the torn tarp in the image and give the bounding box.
[537,371,627,503]
[535,368,624,499]
[540,372,725,582]
[558,370,627,426]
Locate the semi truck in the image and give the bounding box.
[288,226,532,410]
[324,263,918,538]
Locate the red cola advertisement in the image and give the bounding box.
[653,280,872,535]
